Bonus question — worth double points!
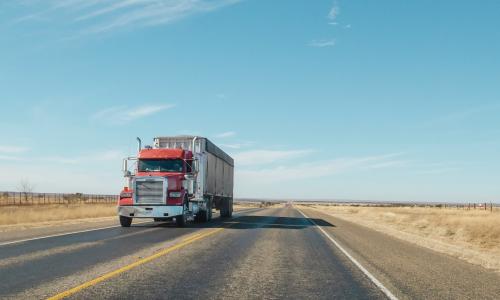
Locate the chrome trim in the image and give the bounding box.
[133,176,168,205]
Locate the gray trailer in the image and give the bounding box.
[153,136,234,218]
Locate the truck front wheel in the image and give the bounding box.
[176,214,186,227]
[120,216,132,227]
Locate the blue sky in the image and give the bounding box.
[1,0,499,202]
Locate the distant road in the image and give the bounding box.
[1,206,499,299]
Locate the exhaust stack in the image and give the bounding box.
[136,137,142,153]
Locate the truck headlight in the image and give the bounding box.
[169,192,182,198]
[120,191,133,198]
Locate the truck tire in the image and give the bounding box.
[207,198,213,221]
[120,216,132,227]
[196,197,212,223]
[220,198,227,218]
[176,214,186,227]
[228,197,233,218]
[220,198,232,218]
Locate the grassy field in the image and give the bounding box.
[0,204,117,226]
[0,202,258,228]
[305,204,500,272]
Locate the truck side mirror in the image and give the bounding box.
[122,159,128,176]
[123,157,137,177]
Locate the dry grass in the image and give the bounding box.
[306,205,500,272]
[0,204,116,226]
[1,202,262,228]
[234,201,276,209]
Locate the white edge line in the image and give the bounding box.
[296,207,399,300]
[0,220,152,247]
[0,207,262,247]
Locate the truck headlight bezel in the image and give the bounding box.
[120,191,133,199]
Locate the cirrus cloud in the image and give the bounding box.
[91,104,175,124]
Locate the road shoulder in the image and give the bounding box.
[299,206,500,300]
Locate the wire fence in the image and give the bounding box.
[297,201,498,212]
[0,191,118,206]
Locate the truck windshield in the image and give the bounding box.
[138,159,184,172]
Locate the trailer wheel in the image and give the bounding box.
[220,198,227,218]
[228,197,233,218]
[120,216,132,227]
[207,197,213,221]
[220,197,232,218]
[197,209,208,223]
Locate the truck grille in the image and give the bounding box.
[135,180,164,204]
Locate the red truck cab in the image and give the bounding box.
[118,148,195,227]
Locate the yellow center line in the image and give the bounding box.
[47,227,224,300]
[181,232,203,242]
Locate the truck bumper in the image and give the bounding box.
[118,206,183,218]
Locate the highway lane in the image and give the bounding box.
[0,207,254,246]
[59,206,386,300]
[1,207,386,299]
[0,218,124,245]
[2,206,499,299]
[0,208,257,298]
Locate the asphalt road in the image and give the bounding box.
[1,206,499,299]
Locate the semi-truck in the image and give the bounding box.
[118,136,234,227]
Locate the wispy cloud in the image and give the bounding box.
[233,149,314,166]
[40,150,125,165]
[215,131,236,138]
[216,93,227,99]
[0,145,29,154]
[92,104,175,123]
[0,155,24,161]
[422,103,500,127]
[368,160,409,169]
[309,39,336,48]
[220,140,254,150]
[0,147,123,164]
[417,168,460,175]
[236,153,404,184]
[221,144,242,149]
[328,1,339,21]
[13,0,242,35]
[0,144,28,161]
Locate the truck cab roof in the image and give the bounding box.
[138,148,192,160]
